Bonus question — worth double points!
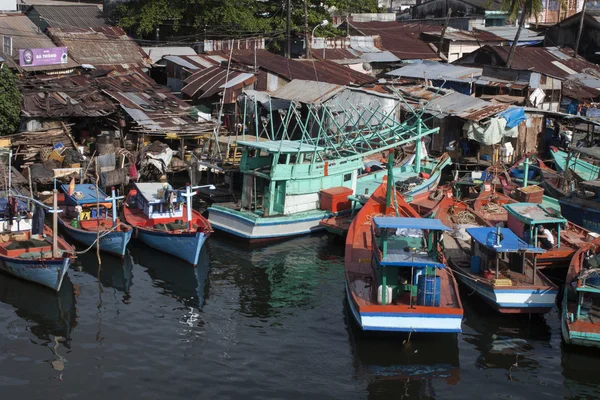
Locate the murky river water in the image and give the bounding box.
[0,233,599,399]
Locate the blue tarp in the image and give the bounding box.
[61,184,108,205]
[466,227,545,253]
[499,107,527,129]
[0,197,29,213]
[373,217,449,231]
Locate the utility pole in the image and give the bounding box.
[574,0,587,59]
[438,8,452,59]
[286,0,291,58]
[304,0,309,58]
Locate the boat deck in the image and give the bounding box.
[346,187,461,313]
[567,301,600,335]
[443,232,554,288]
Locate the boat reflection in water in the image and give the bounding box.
[0,272,77,344]
[128,241,210,311]
[347,306,460,399]
[461,297,551,372]
[75,249,134,296]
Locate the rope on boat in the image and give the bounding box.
[71,222,125,255]
[480,202,503,214]
[429,189,444,201]
[452,211,476,225]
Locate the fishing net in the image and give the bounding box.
[395,176,424,193]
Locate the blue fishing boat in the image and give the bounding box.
[445,227,557,314]
[123,182,212,266]
[562,240,600,347]
[0,194,75,291]
[58,183,133,257]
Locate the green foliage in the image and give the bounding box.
[0,67,21,136]
[111,0,359,39]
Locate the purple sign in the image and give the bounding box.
[19,47,68,67]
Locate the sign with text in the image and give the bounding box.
[19,47,68,67]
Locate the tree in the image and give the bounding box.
[500,0,557,67]
[0,67,21,136]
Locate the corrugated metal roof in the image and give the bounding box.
[473,45,600,80]
[397,85,508,121]
[48,26,150,69]
[422,27,503,42]
[0,13,79,72]
[182,65,256,99]
[25,5,105,29]
[474,26,544,42]
[349,22,440,61]
[163,55,202,70]
[208,49,375,86]
[19,73,117,118]
[271,79,345,103]
[360,51,399,62]
[97,71,214,133]
[388,61,482,82]
[142,46,196,64]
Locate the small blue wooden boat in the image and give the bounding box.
[562,240,600,347]
[0,195,75,291]
[123,182,212,266]
[58,184,133,257]
[446,227,557,314]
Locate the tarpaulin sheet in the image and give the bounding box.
[464,117,519,145]
[498,107,526,129]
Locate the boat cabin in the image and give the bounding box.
[505,203,566,248]
[466,227,545,284]
[130,182,183,220]
[61,184,111,220]
[237,140,360,216]
[0,195,31,233]
[371,217,449,306]
[570,251,600,326]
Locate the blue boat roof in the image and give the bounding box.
[467,227,545,253]
[60,184,108,205]
[504,203,566,225]
[373,217,449,231]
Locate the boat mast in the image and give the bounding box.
[386,153,394,210]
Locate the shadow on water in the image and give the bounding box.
[128,241,211,311]
[561,343,600,398]
[0,273,77,345]
[461,293,551,372]
[344,301,460,400]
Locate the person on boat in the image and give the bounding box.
[537,225,555,249]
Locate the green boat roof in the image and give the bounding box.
[237,140,324,154]
[504,203,566,225]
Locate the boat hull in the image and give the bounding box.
[136,228,207,266]
[208,207,332,241]
[559,198,600,234]
[346,282,462,333]
[453,271,557,314]
[59,218,132,257]
[0,255,72,292]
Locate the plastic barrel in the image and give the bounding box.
[417,275,441,307]
[471,256,481,274]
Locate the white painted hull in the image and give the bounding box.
[208,207,332,240]
[346,282,462,333]
[454,272,557,313]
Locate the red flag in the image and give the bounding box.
[67,177,75,196]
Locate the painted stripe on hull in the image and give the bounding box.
[60,219,132,257]
[137,229,206,265]
[345,281,462,333]
[0,255,71,291]
[454,272,557,313]
[209,208,328,240]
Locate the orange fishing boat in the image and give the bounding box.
[345,160,463,333]
[473,189,517,227]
